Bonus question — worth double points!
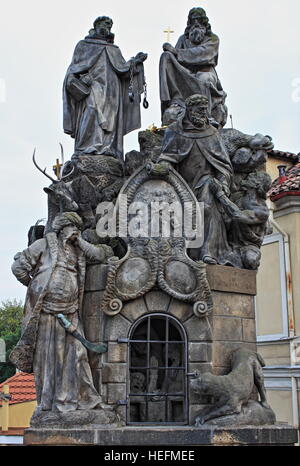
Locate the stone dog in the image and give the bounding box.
[190,347,270,425]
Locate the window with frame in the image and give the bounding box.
[128,313,188,425]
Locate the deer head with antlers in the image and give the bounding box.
[32,146,79,234]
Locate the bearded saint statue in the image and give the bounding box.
[159,7,227,128]
[63,16,147,160]
[157,94,235,266]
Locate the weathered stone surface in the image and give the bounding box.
[121,297,148,322]
[25,429,97,445]
[82,291,105,318]
[204,401,276,427]
[144,291,171,312]
[213,366,229,376]
[91,368,102,393]
[83,316,101,343]
[184,316,213,342]
[242,318,257,343]
[189,404,212,422]
[213,316,243,341]
[213,341,256,368]
[103,313,131,342]
[191,348,272,426]
[107,383,126,404]
[108,342,127,363]
[189,387,214,405]
[85,264,109,291]
[212,291,254,318]
[188,343,211,363]
[102,363,127,383]
[189,362,213,374]
[101,382,107,402]
[24,425,298,446]
[115,405,126,424]
[63,16,147,159]
[29,408,117,429]
[87,350,102,369]
[169,298,194,322]
[160,9,227,128]
[207,265,257,295]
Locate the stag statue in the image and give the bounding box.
[33,146,125,235]
[33,148,78,234]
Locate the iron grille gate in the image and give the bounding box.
[125,313,188,425]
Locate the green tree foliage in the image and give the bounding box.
[0,300,23,383]
[0,299,23,335]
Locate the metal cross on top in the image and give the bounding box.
[53,158,63,179]
[164,26,174,42]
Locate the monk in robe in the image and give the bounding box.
[158,94,236,266]
[63,16,147,160]
[159,7,227,128]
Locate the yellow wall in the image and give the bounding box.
[0,401,36,429]
[274,213,300,336]
[256,241,283,337]
[266,158,293,182]
[258,343,290,366]
[266,390,293,424]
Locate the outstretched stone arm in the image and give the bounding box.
[209,178,267,224]
[76,237,114,263]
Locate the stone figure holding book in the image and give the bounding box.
[63,16,147,160]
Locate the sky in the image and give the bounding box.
[0,0,299,302]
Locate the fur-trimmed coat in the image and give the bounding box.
[10,233,110,373]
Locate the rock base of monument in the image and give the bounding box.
[24,424,298,446]
[29,407,118,428]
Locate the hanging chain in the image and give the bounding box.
[143,69,149,109]
[128,57,149,109]
[128,58,135,102]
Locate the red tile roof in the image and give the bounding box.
[0,372,36,406]
[268,150,300,163]
[269,163,300,201]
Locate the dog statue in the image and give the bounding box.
[191,347,272,425]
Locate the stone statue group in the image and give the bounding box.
[10,8,274,425]
[61,7,273,270]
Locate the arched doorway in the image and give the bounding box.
[127,313,188,425]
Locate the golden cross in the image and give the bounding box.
[53,158,63,179]
[164,26,174,42]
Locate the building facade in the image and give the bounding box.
[256,151,300,427]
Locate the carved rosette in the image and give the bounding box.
[100,164,213,318]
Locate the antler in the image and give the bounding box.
[59,143,75,180]
[60,163,75,180]
[59,142,64,166]
[32,148,56,183]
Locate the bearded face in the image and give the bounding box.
[187,103,209,128]
[94,18,113,39]
[61,225,79,244]
[188,23,206,45]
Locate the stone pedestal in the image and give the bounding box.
[24,263,298,445]
[207,264,257,375]
[24,425,297,446]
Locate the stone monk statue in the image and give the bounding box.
[159,7,227,128]
[10,212,114,413]
[63,16,147,160]
[157,94,235,266]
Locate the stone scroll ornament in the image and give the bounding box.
[99,162,213,318]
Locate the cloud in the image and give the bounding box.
[1,0,299,299]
